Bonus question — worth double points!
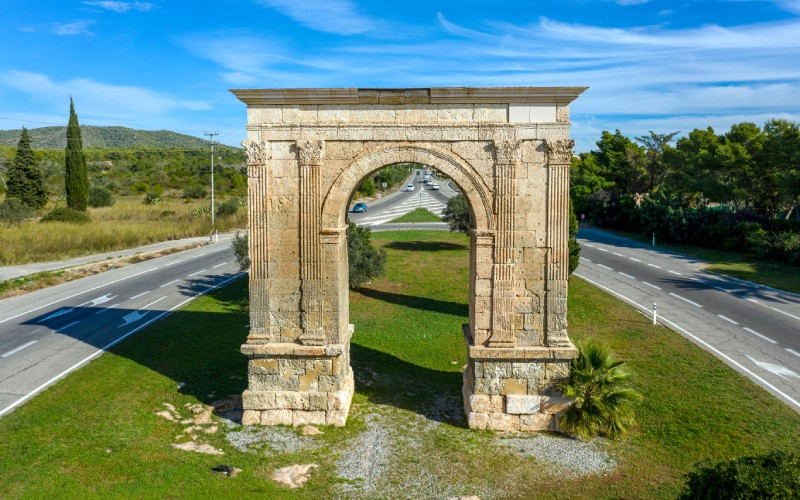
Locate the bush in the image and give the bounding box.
[0,198,34,224]
[232,231,250,271]
[160,210,176,218]
[130,181,149,194]
[143,192,162,205]
[40,207,90,224]
[356,178,375,197]
[216,197,240,217]
[680,451,800,499]
[183,185,207,199]
[442,193,470,233]
[88,186,115,207]
[347,223,386,288]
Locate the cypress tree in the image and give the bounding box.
[6,127,48,209]
[65,97,89,211]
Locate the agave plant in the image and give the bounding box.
[559,343,642,440]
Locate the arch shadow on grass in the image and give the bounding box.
[354,287,468,317]
[383,240,468,252]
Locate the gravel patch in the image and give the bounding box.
[335,413,393,495]
[497,435,617,477]
[226,426,318,455]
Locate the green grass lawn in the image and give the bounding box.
[0,230,798,498]
[388,207,443,223]
[607,228,800,294]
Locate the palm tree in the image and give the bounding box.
[559,343,642,440]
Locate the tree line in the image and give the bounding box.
[572,119,800,265]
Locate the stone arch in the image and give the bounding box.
[320,143,493,232]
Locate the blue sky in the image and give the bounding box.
[1,0,799,151]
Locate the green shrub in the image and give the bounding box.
[130,181,149,195]
[356,178,375,197]
[160,210,177,218]
[88,186,115,207]
[442,193,470,233]
[40,207,90,224]
[0,198,34,224]
[232,231,250,271]
[216,197,240,217]
[347,222,386,288]
[183,185,207,199]
[143,192,162,205]
[680,451,800,499]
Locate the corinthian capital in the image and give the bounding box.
[493,139,522,164]
[545,139,575,165]
[298,139,325,165]
[241,140,270,165]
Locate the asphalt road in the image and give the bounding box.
[575,227,800,412]
[0,238,242,417]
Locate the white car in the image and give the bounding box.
[406,184,414,192]
[431,183,440,190]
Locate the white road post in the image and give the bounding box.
[653,302,657,325]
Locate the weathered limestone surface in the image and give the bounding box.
[233,87,586,430]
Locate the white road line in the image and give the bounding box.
[159,279,180,288]
[2,340,37,358]
[144,296,168,308]
[743,327,777,344]
[770,307,800,321]
[573,272,800,411]
[746,298,759,303]
[689,278,707,284]
[130,291,151,300]
[0,267,158,326]
[619,272,635,279]
[57,321,80,332]
[714,286,731,292]
[188,269,206,277]
[579,257,591,262]
[0,273,245,417]
[629,258,642,263]
[585,244,595,248]
[95,303,120,315]
[717,314,739,325]
[647,263,661,269]
[212,262,228,268]
[597,264,613,271]
[597,248,609,252]
[669,292,703,308]
[642,281,661,290]
[668,270,682,276]
[613,252,624,257]
[787,348,800,358]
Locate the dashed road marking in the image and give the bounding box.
[770,307,800,321]
[597,264,613,271]
[613,252,624,257]
[689,277,707,284]
[743,327,777,344]
[668,270,682,276]
[629,258,642,262]
[579,257,591,262]
[647,263,661,269]
[787,348,800,358]
[669,292,702,307]
[212,262,228,268]
[717,314,738,325]
[642,281,661,290]
[159,279,180,288]
[714,286,731,292]
[597,248,609,252]
[619,272,635,279]
[95,303,120,315]
[131,291,151,300]
[2,340,37,358]
[188,269,206,277]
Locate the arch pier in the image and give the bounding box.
[233,87,587,431]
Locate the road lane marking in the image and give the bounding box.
[118,296,167,328]
[2,340,37,358]
[647,263,661,269]
[668,270,682,276]
[619,272,635,279]
[188,269,206,277]
[717,314,738,325]
[746,298,759,303]
[787,349,800,358]
[613,252,623,257]
[714,286,731,292]
[212,262,228,268]
[95,303,120,315]
[159,279,180,288]
[597,264,613,271]
[584,244,595,248]
[629,258,642,262]
[38,308,76,323]
[597,248,609,252]
[573,272,800,411]
[770,307,800,321]
[57,321,80,332]
[0,272,245,417]
[579,257,591,262]
[131,291,151,300]
[669,293,702,308]
[743,327,777,344]
[689,278,706,284]
[642,281,661,290]
[746,356,800,380]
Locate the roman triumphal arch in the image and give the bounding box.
[232,87,586,431]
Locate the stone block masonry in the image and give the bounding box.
[233,87,586,431]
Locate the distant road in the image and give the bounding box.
[0,240,242,417]
[575,227,800,412]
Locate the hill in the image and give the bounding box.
[0,126,235,150]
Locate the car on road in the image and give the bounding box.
[406,184,414,192]
[352,202,367,213]
[430,183,440,190]
[416,170,421,175]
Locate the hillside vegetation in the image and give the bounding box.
[0,126,235,150]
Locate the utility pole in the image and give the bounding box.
[204,131,218,241]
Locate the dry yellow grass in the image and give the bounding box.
[0,196,246,264]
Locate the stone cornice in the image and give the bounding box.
[231,87,588,105]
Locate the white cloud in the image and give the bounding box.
[52,20,94,36]
[0,71,210,122]
[253,0,379,35]
[83,1,154,13]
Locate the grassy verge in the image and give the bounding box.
[0,196,246,265]
[388,207,443,223]
[0,230,797,498]
[603,228,800,294]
